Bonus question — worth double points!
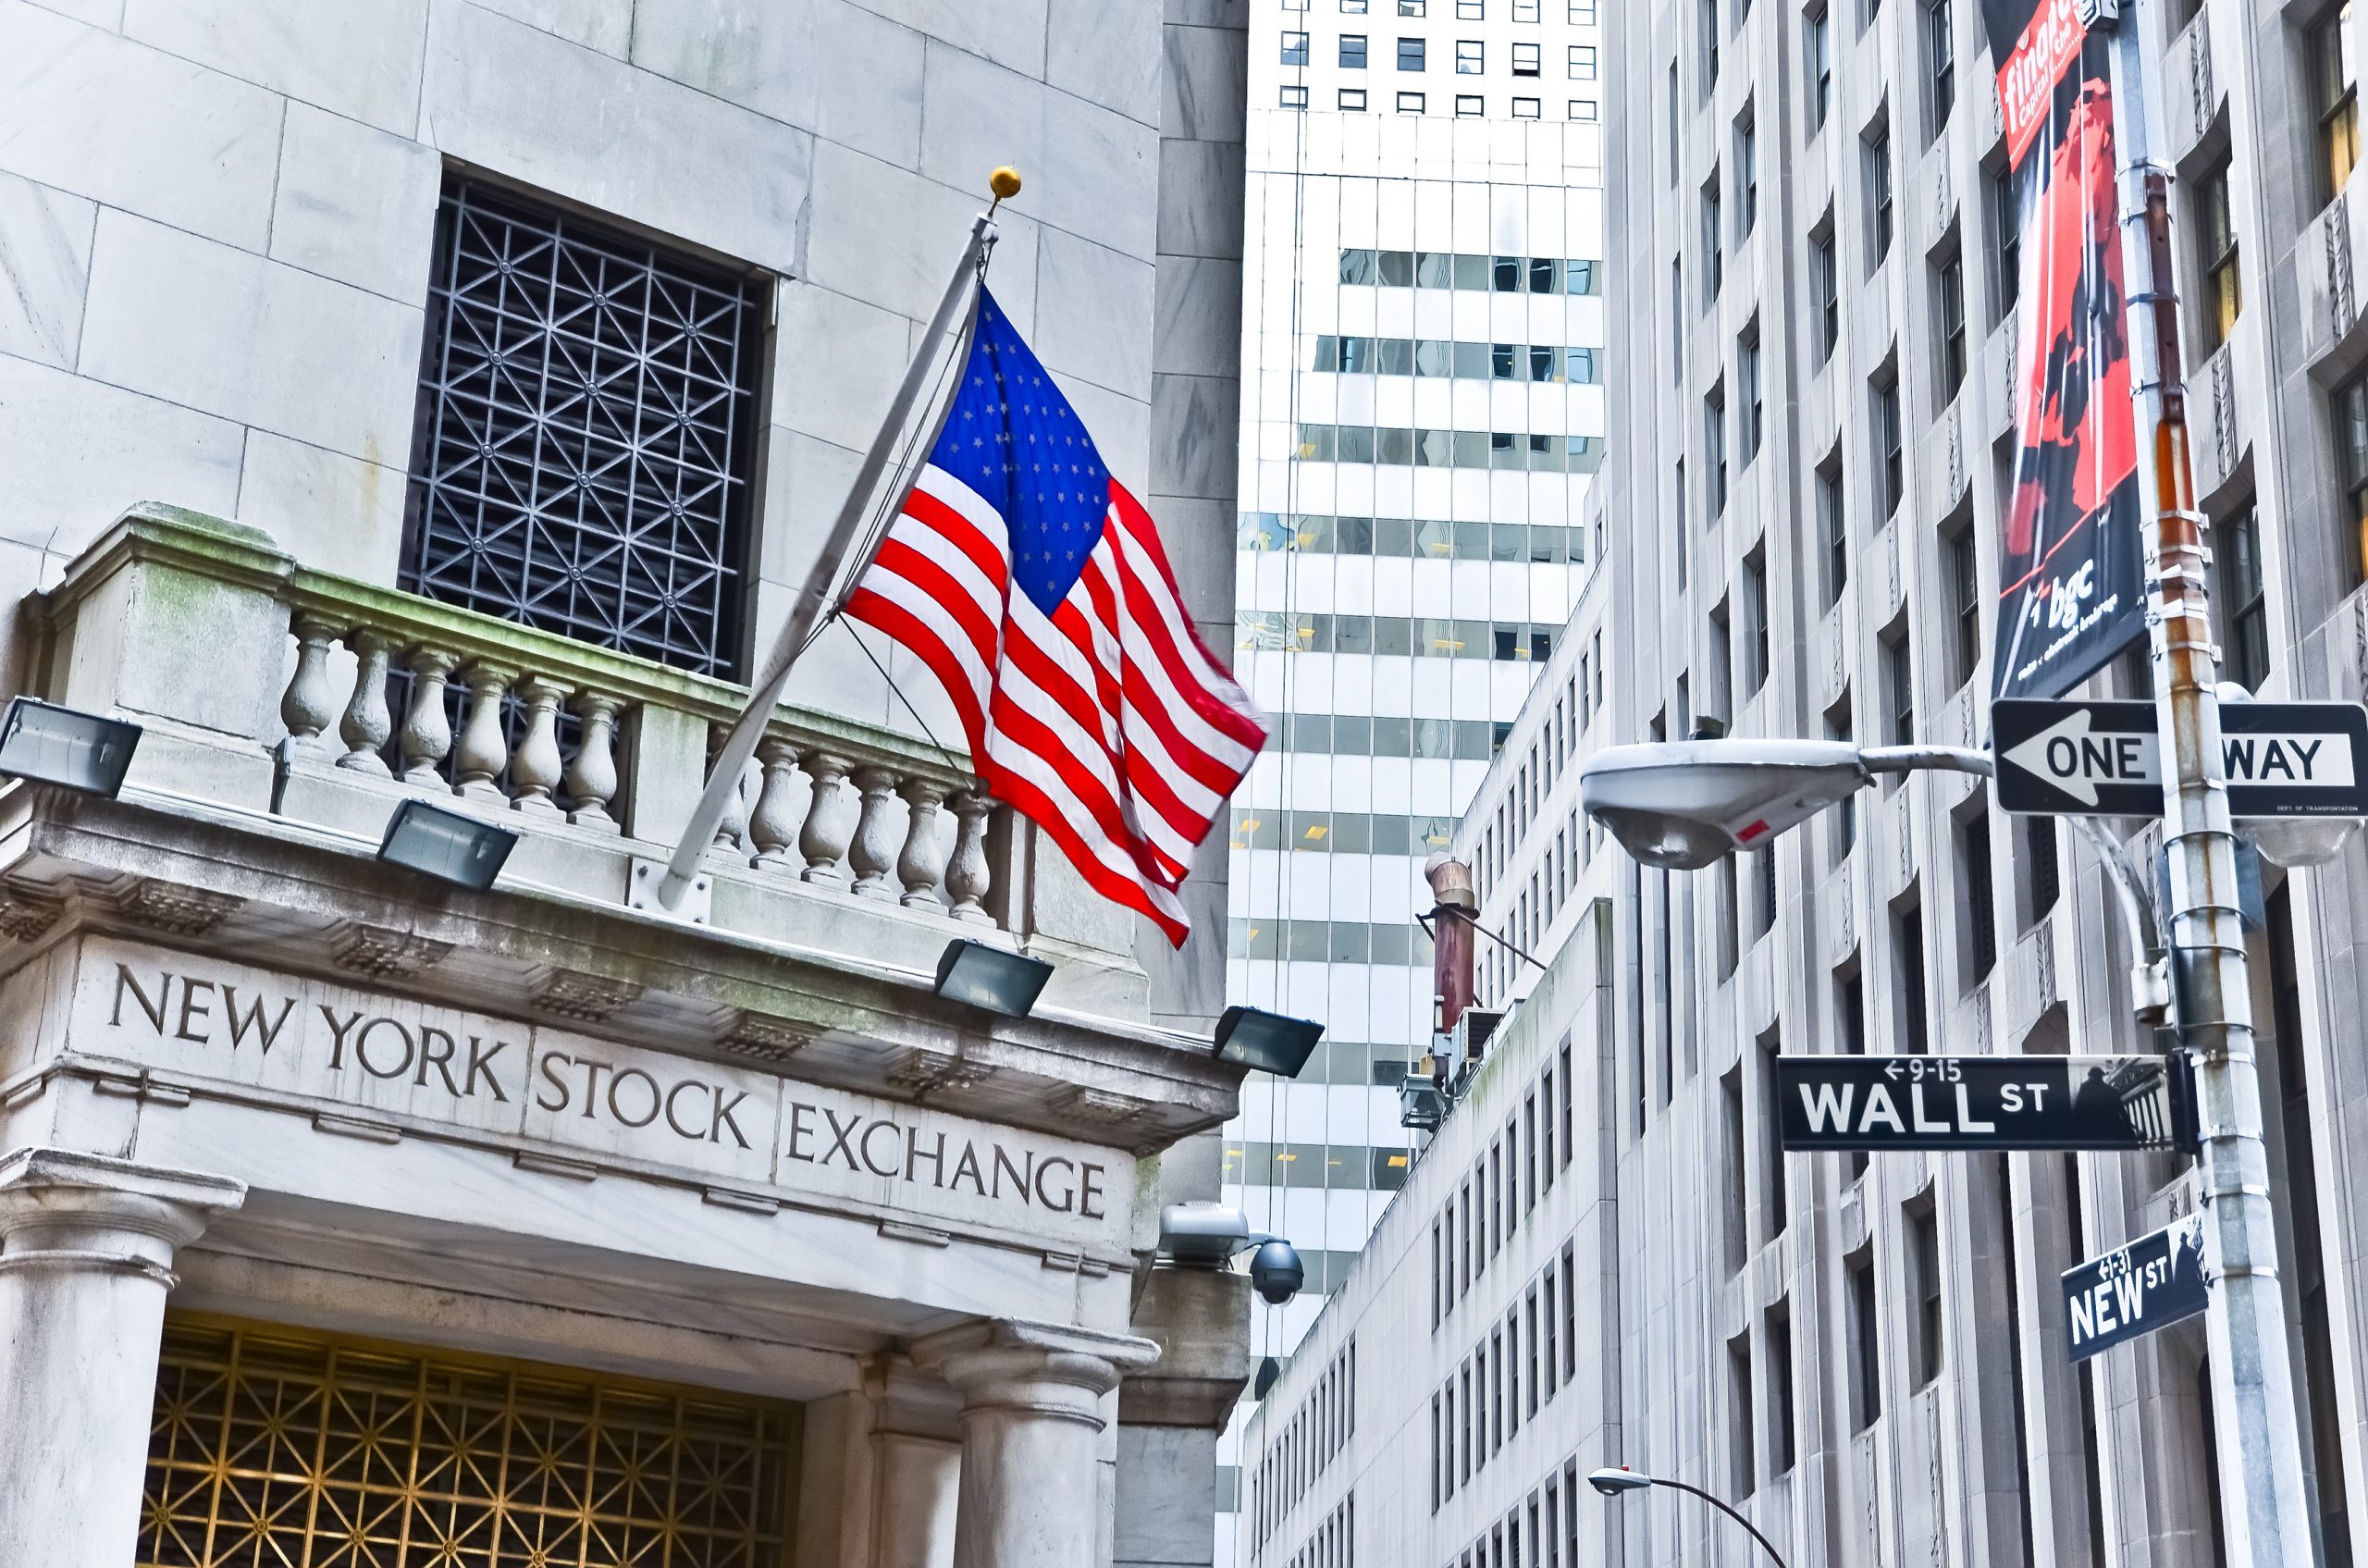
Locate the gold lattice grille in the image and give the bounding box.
[141,1317,800,1568]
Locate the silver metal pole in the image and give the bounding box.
[655,213,994,909]
[2107,6,2314,1560]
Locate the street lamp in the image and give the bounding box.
[1585,1467,1788,1568]
[1579,736,2166,1014]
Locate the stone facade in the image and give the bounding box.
[1244,1,2368,1565]
[0,4,1253,1566]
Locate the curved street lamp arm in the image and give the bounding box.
[1646,1477,1790,1568]
[1857,744,1994,778]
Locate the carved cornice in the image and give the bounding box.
[0,889,64,944]
[528,970,644,1023]
[886,1048,994,1100]
[716,1010,817,1063]
[327,922,453,979]
[104,880,243,937]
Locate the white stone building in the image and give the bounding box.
[1216,4,1610,1534]
[0,5,1259,1567]
[1242,0,2368,1563]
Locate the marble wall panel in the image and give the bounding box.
[0,167,94,370]
[471,0,633,56]
[631,0,928,170]
[1159,19,1247,145]
[78,210,424,466]
[1152,253,1242,380]
[235,431,409,584]
[1033,228,1156,401]
[122,0,429,134]
[770,279,917,454]
[856,0,1049,77]
[1045,0,1163,126]
[0,1,282,252]
[0,353,243,557]
[418,0,813,276]
[268,101,443,304]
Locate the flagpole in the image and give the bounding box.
[653,182,1011,910]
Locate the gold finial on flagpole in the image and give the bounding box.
[989,166,1023,208]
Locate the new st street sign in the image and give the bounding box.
[2062,1213,2210,1363]
[1993,698,2368,817]
[1774,1055,2191,1153]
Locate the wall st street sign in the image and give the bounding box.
[2062,1212,2210,1362]
[1774,1054,2190,1153]
[1992,698,2368,817]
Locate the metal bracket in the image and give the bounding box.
[629,858,712,924]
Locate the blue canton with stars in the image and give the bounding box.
[929,288,1113,616]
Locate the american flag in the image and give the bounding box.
[845,289,1267,945]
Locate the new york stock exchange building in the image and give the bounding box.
[0,4,1257,1565]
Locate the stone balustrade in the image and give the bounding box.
[35,506,1018,935]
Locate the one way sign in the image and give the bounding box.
[1993,699,2368,818]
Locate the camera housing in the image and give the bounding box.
[1248,1239,1305,1304]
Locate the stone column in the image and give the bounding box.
[912,1319,1160,1568]
[868,1358,963,1568]
[0,1148,245,1568]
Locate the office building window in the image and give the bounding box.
[1702,0,1720,90]
[2337,369,2368,584]
[1514,42,1541,73]
[1737,112,1758,233]
[1280,83,1310,106]
[2218,503,2269,690]
[1744,555,1770,694]
[1937,254,1967,397]
[1885,634,1915,747]
[1897,899,1930,1052]
[1846,1246,1881,1429]
[1874,376,1904,515]
[1456,93,1485,114]
[1570,44,1598,78]
[1819,458,1848,604]
[2314,3,2359,204]
[1910,1204,1944,1384]
[1868,123,1894,263]
[1399,90,1428,110]
[1948,525,1980,685]
[403,179,764,681]
[1515,0,1539,16]
[1282,30,1310,63]
[1740,335,1763,461]
[1962,810,1997,981]
[1400,35,1427,68]
[1812,229,1839,359]
[1992,166,2022,315]
[2024,814,2061,921]
[1342,32,1369,66]
[1401,0,1426,11]
[2197,158,2241,352]
[1513,95,1542,117]
[1728,1333,1758,1496]
[1925,0,1955,135]
[1807,6,1832,130]
[1458,40,1485,71]
[1570,98,1598,118]
[1707,391,1729,512]
[1344,0,1368,10]
[1460,0,1484,13]
[1571,0,1596,16]
[1705,180,1724,298]
[1340,87,1369,108]
[1770,1303,1797,1475]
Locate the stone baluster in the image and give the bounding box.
[896,776,952,909]
[564,693,622,831]
[279,613,342,754]
[712,747,752,856]
[451,662,516,801]
[510,676,573,817]
[799,753,857,885]
[847,768,903,900]
[748,735,802,868]
[946,790,996,925]
[397,648,457,786]
[335,627,398,775]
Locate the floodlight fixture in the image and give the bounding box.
[376,799,517,891]
[1212,1005,1325,1078]
[934,938,1054,1019]
[0,697,141,797]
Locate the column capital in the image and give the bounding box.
[0,1147,245,1286]
[909,1318,1160,1427]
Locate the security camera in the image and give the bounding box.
[1248,1239,1305,1305]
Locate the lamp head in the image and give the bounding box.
[1580,739,1868,870]
[1587,1466,1653,1497]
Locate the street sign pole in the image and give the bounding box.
[2108,5,2313,1560]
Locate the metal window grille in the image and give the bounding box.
[142,1317,799,1567]
[404,180,764,680]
